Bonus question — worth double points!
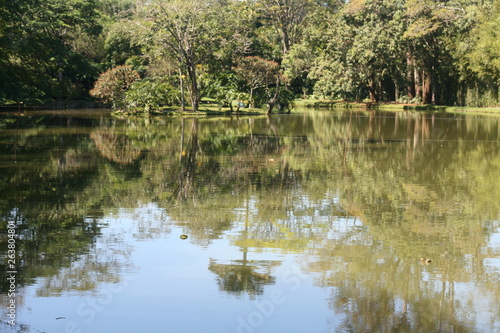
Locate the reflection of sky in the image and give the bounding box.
[488,227,500,250]
[452,281,500,333]
[13,204,500,333]
[486,226,500,271]
[17,203,334,333]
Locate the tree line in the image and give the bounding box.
[0,0,499,110]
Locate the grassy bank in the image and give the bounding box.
[112,104,270,117]
[374,103,500,115]
[294,99,369,109]
[295,98,500,115]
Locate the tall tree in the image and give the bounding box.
[457,0,500,105]
[308,0,406,102]
[403,0,477,104]
[147,0,221,112]
[0,0,101,102]
[234,56,280,107]
[256,0,313,55]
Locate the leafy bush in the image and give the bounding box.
[89,65,141,108]
[124,79,178,112]
[273,88,295,113]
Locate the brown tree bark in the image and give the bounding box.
[414,68,422,103]
[422,70,432,104]
[406,52,416,99]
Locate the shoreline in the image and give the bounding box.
[294,99,500,115]
[2,100,499,116]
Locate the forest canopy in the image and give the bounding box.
[0,0,499,108]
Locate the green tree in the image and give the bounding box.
[103,22,144,66]
[0,0,102,103]
[147,0,224,112]
[256,0,313,55]
[457,0,500,105]
[282,43,316,96]
[467,1,500,81]
[124,78,178,112]
[403,0,479,104]
[234,56,281,108]
[309,0,406,102]
[96,0,136,19]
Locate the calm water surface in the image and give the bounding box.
[0,109,499,333]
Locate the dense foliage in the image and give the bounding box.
[0,0,499,108]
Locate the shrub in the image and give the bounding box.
[124,79,178,112]
[90,65,141,108]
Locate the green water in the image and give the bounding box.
[0,109,499,333]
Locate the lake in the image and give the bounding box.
[1,108,499,333]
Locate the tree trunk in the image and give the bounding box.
[281,27,290,54]
[407,52,416,100]
[430,67,438,105]
[179,67,186,111]
[394,80,400,102]
[367,78,379,103]
[414,68,422,103]
[266,78,281,114]
[249,88,254,108]
[422,70,432,104]
[187,62,199,111]
[183,44,199,112]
